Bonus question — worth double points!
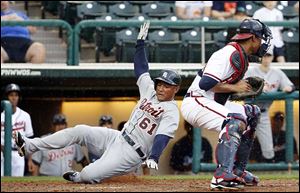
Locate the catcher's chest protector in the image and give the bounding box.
[226,42,249,84]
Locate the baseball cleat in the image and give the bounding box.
[234,168,259,186]
[63,171,80,182]
[12,131,26,157]
[210,176,245,190]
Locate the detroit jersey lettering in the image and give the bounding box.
[123,72,179,156]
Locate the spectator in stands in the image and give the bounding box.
[250,112,299,163]
[170,121,212,173]
[31,114,89,176]
[1,1,46,63]
[88,115,113,163]
[175,1,212,20]
[211,1,246,20]
[253,1,286,62]
[245,48,295,163]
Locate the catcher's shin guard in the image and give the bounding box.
[234,129,255,171]
[214,113,246,185]
[235,104,260,170]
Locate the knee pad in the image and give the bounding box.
[243,104,261,130]
[220,113,247,141]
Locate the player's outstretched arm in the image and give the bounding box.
[144,134,171,170]
[134,21,150,80]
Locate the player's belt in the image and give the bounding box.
[122,131,146,161]
[260,108,266,113]
[11,147,18,151]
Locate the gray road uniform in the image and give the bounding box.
[244,67,294,159]
[19,45,179,183]
[31,134,85,176]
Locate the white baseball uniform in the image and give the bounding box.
[31,133,85,176]
[21,72,179,183]
[1,107,34,176]
[244,66,294,159]
[181,43,249,135]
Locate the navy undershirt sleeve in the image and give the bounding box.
[149,134,171,163]
[198,75,219,91]
[134,40,149,79]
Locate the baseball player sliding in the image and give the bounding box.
[13,21,182,183]
[181,19,273,190]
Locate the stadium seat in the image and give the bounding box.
[95,15,126,62]
[245,1,261,17]
[115,28,139,62]
[213,30,228,50]
[77,2,107,19]
[141,3,172,19]
[181,29,216,63]
[109,3,139,19]
[163,15,194,33]
[282,30,299,62]
[148,29,182,63]
[277,5,298,20]
[41,1,59,18]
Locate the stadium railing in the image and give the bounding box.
[1,101,13,176]
[192,91,299,173]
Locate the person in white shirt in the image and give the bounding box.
[253,1,286,62]
[175,1,212,19]
[1,83,34,176]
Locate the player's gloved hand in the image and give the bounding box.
[144,159,158,170]
[137,21,150,40]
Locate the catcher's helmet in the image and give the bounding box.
[231,19,272,57]
[5,83,21,95]
[154,69,181,88]
[52,114,67,125]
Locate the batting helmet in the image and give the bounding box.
[231,19,272,57]
[52,114,67,125]
[99,115,113,126]
[5,83,21,96]
[154,69,181,88]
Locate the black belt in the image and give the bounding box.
[261,109,266,113]
[184,92,203,98]
[122,131,146,161]
[11,147,18,151]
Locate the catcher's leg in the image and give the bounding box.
[211,113,247,190]
[234,104,261,186]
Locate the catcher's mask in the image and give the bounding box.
[154,69,181,89]
[231,19,273,57]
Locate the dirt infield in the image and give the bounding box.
[1,175,299,192]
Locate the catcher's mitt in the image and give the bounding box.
[230,76,264,100]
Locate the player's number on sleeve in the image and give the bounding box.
[139,117,157,135]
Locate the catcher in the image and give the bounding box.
[181,19,272,190]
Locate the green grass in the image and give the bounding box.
[1,171,298,182]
